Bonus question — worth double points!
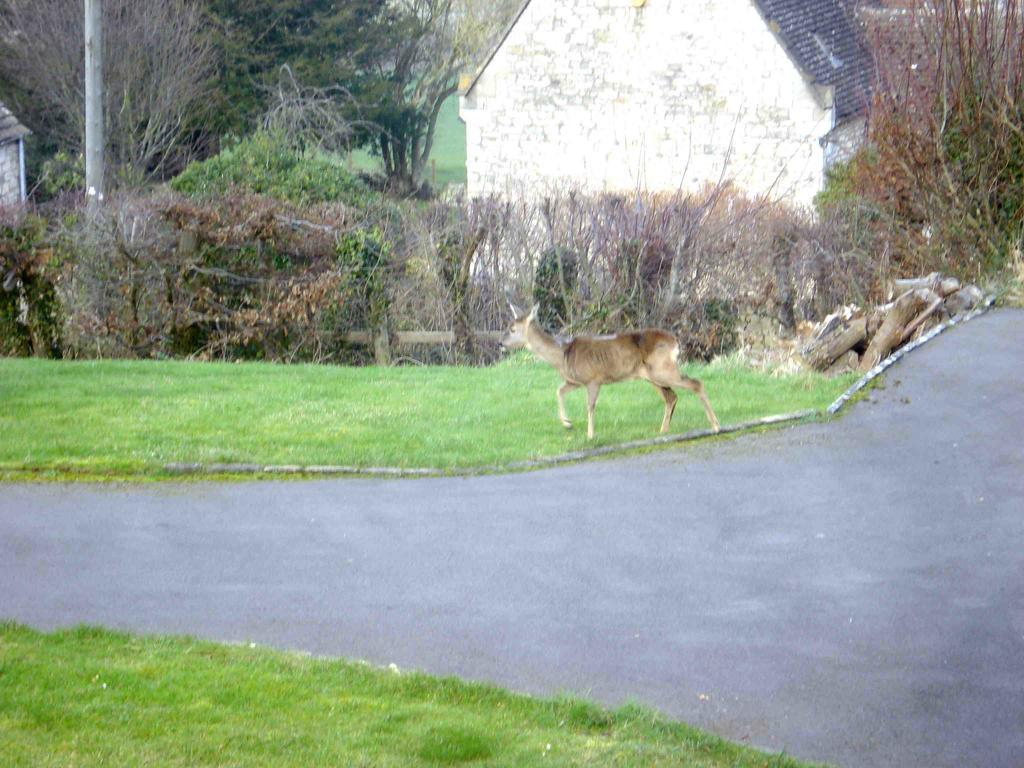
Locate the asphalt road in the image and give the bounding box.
[2,309,1022,768]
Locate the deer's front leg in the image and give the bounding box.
[557,382,580,429]
[586,382,601,440]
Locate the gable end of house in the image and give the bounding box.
[464,0,871,119]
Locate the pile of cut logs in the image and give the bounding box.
[801,273,985,376]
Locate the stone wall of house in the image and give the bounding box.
[461,0,835,206]
[0,140,22,206]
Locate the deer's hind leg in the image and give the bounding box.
[557,382,580,429]
[652,384,678,434]
[652,369,720,433]
[677,375,720,433]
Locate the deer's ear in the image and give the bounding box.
[529,303,540,319]
[509,300,522,318]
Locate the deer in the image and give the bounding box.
[501,304,720,440]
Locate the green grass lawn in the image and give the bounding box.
[0,623,816,768]
[0,355,852,478]
[348,94,467,187]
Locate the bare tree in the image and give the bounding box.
[0,0,215,186]
[371,0,518,193]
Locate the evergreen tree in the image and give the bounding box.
[204,0,390,140]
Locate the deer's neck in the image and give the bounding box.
[526,321,566,372]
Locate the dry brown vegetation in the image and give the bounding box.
[1,184,880,365]
[844,0,1024,278]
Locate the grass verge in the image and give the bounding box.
[0,623,816,768]
[0,355,854,478]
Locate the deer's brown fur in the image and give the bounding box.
[502,305,720,440]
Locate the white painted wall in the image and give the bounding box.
[461,0,835,206]
[0,140,22,206]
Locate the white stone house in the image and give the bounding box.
[460,0,872,206]
[0,103,29,206]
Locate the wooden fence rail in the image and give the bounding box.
[344,329,504,364]
[343,330,503,345]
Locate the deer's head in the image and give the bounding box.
[501,303,538,350]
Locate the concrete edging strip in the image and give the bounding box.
[163,409,818,479]
[826,296,997,416]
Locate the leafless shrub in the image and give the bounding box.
[57,196,178,357]
[0,0,216,184]
[382,187,875,362]
[856,0,1024,277]
[29,181,876,365]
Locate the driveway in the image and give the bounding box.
[2,309,1022,768]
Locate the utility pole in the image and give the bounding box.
[84,0,104,207]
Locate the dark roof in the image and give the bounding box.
[0,102,30,145]
[465,0,873,122]
[752,0,873,120]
